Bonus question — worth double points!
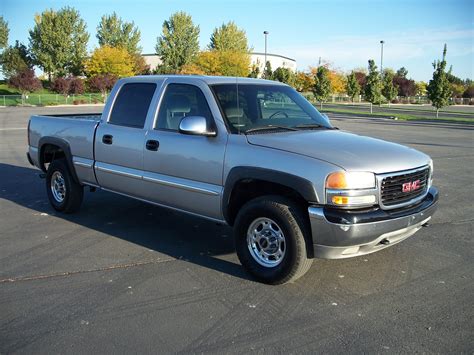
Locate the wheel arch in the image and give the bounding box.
[38,137,80,184]
[222,167,319,227]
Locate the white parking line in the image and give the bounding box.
[0,127,25,131]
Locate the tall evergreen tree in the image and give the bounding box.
[0,16,9,50]
[427,44,452,118]
[209,21,249,53]
[155,12,199,73]
[312,66,331,109]
[382,69,398,105]
[97,12,141,54]
[346,71,360,102]
[29,7,89,78]
[364,59,382,112]
[262,61,273,79]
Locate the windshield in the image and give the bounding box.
[210,83,332,134]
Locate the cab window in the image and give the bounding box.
[156,84,213,131]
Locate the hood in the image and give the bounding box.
[246,130,430,174]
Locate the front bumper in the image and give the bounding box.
[309,187,439,259]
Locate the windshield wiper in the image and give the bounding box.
[244,125,298,134]
[293,123,336,130]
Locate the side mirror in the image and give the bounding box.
[179,116,216,137]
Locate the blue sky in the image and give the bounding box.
[1,0,473,81]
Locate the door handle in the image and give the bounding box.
[146,140,159,151]
[102,134,113,145]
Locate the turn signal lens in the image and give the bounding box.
[326,171,375,190]
[332,195,376,205]
[326,172,347,189]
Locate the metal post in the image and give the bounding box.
[380,40,385,74]
[263,31,269,73]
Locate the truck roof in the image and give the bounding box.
[122,75,288,86]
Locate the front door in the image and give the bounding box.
[142,81,227,220]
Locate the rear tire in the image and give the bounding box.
[46,159,83,213]
[234,195,313,284]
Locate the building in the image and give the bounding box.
[250,52,297,73]
[142,52,297,75]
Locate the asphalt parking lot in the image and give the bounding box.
[1,106,473,353]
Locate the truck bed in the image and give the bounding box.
[28,114,101,185]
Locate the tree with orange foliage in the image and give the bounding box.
[327,70,346,94]
[294,71,314,92]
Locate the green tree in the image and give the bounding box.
[155,11,199,73]
[382,69,398,105]
[248,61,260,78]
[396,67,408,79]
[1,41,33,78]
[262,61,272,79]
[415,81,427,96]
[209,21,249,52]
[427,44,452,118]
[272,67,295,86]
[29,7,89,78]
[0,16,9,50]
[364,59,382,112]
[312,66,332,109]
[345,71,360,102]
[96,12,141,54]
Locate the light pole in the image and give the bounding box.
[380,40,385,75]
[264,31,269,72]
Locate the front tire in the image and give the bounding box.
[234,196,313,284]
[46,159,83,213]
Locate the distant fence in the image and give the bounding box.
[302,92,474,106]
[0,93,106,106]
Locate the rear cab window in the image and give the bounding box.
[109,83,156,128]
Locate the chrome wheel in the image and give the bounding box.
[247,217,286,267]
[50,171,66,203]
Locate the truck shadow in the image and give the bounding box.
[0,163,250,281]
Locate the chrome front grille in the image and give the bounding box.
[379,166,430,209]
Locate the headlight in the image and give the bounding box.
[326,171,377,208]
[326,171,375,190]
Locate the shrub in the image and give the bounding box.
[87,74,117,96]
[52,77,70,96]
[8,69,42,96]
[69,77,85,94]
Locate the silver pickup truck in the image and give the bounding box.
[27,75,438,284]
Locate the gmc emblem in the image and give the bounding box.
[402,180,421,193]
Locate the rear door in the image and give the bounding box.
[94,81,159,197]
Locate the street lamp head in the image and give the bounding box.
[380,40,385,44]
[263,31,269,35]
